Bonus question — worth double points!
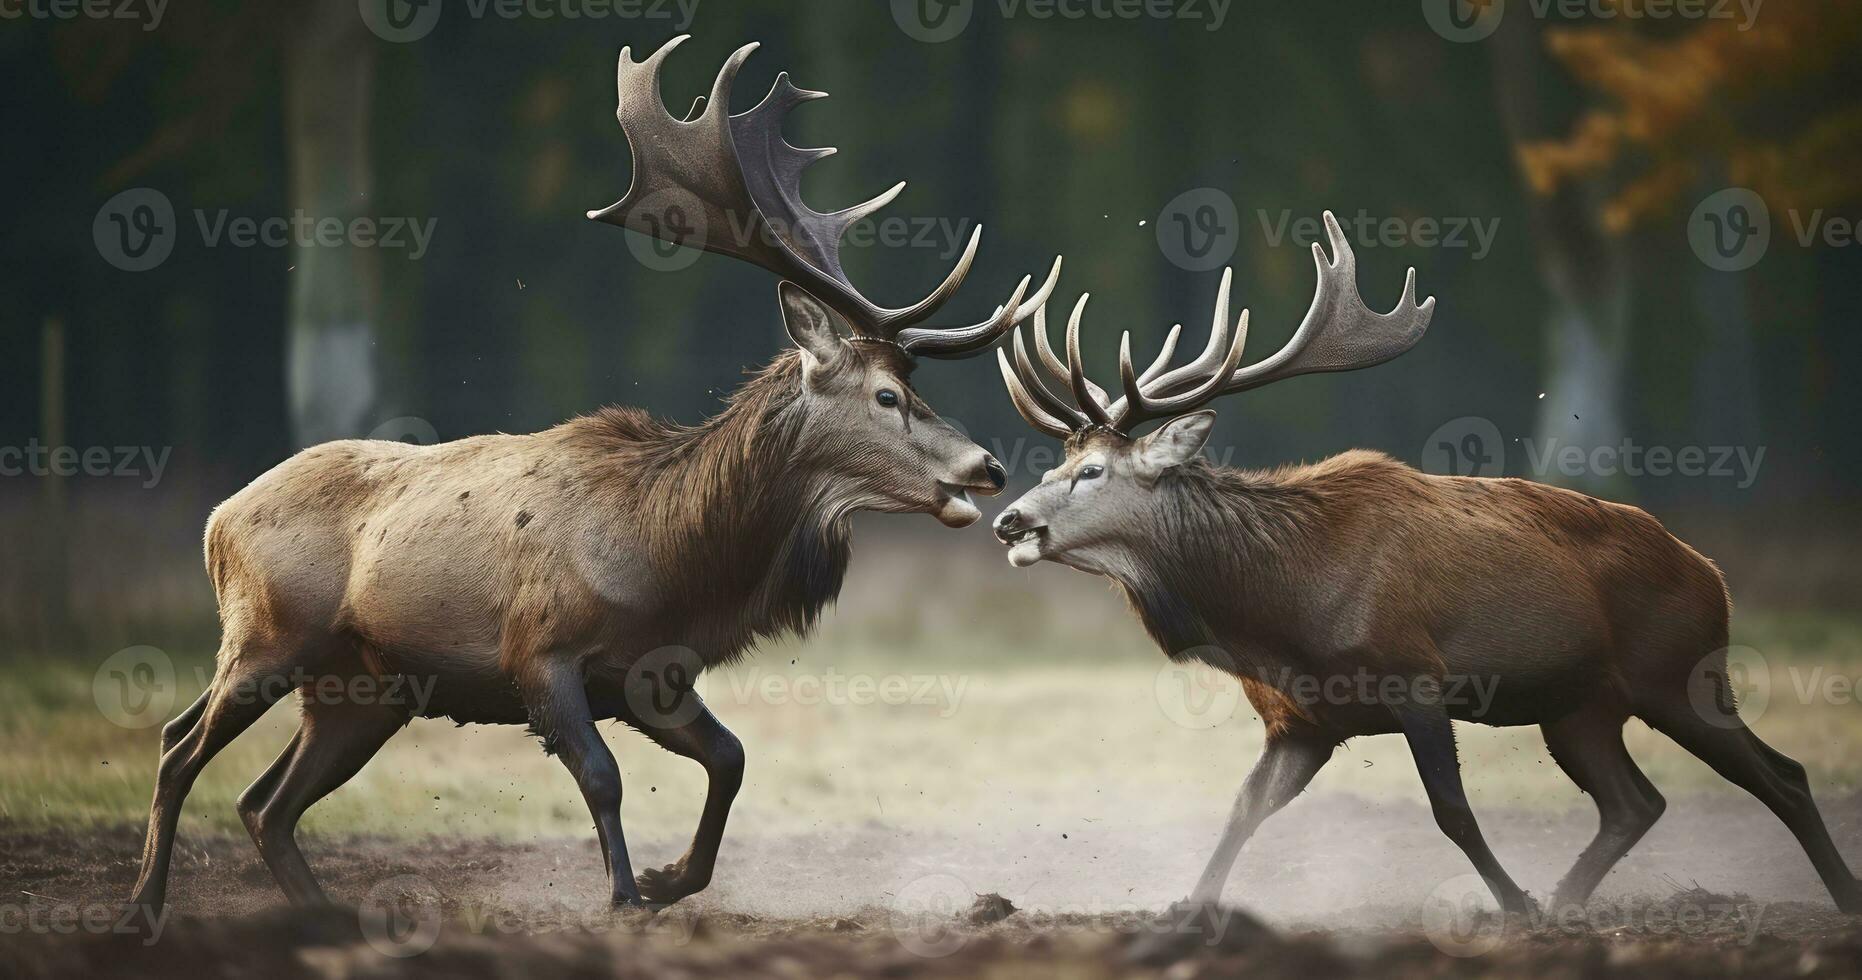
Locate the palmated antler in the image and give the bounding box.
[588,36,1059,358]
[997,210,1434,437]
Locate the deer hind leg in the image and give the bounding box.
[1640,697,1861,913]
[161,689,211,754]
[1541,703,1665,909]
[237,697,408,905]
[621,689,744,905]
[1395,699,1533,913]
[128,639,295,916]
[1186,731,1335,905]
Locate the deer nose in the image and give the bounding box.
[983,455,1007,491]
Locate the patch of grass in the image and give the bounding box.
[1,607,1855,841]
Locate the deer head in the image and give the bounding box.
[991,211,1434,568]
[589,36,1060,527]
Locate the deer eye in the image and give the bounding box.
[875,389,899,408]
[1079,464,1105,480]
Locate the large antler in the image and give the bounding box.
[998,210,1434,436]
[588,36,1058,358]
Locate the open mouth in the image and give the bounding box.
[996,524,1047,566]
[993,524,1044,547]
[932,483,982,528]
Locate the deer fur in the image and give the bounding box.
[992,419,1861,914]
[132,314,1005,916]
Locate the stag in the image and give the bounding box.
[128,36,1060,914]
[990,212,1859,915]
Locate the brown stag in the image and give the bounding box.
[128,36,1059,914]
[989,211,1859,915]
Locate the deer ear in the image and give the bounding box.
[779,282,844,376]
[1134,411,1216,479]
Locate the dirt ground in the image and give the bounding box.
[4,793,1859,979]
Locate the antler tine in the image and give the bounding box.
[591,37,1054,358]
[1213,210,1434,395]
[1138,324,1182,386]
[1120,310,1249,425]
[1009,325,1091,430]
[898,253,1062,358]
[997,348,1078,440]
[891,224,980,327]
[1126,268,1241,398]
[1028,284,1108,404]
[1065,294,1116,427]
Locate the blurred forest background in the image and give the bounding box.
[2,0,1860,653]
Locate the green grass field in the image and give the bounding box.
[4,578,1858,843]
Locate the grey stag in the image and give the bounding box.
[990,212,1858,915]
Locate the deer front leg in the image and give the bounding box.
[520,661,644,907]
[1187,732,1335,904]
[624,689,744,904]
[1394,696,1532,913]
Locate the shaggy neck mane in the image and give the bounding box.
[563,351,849,660]
[1105,459,1325,664]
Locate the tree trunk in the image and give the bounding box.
[1492,14,1632,496]
[283,0,380,447]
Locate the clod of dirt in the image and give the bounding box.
[965,893,1017,925]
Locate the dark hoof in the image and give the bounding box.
[636,861,706,905]
[1504,891,1542,918]
[1124,900,1275,966]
